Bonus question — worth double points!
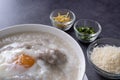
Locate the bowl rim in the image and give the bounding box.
[74,19,102,36]
[87,38,120,76]
[0,24,86,80]
[50,9,76,24]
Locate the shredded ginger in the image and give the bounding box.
[53,12,71,23]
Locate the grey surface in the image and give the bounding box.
[0,0,120,80]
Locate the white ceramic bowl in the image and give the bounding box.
[0,24,85,80]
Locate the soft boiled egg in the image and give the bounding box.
[0,48,35,76]
[0,46,44,79]
[13,53,35,68]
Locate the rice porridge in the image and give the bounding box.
[0,32,80,80]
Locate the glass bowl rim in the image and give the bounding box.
[74,19,102,36]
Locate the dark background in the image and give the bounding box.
[0,0,120,80]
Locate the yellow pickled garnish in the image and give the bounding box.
[53,12,71,23]
[55,23,66,29]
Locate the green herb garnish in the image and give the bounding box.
[77,26,96,41]
[77,26,95,34]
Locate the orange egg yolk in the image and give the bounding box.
[14,53,35,68]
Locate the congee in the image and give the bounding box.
[0,32,80,80]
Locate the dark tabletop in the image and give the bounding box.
[0,0,120,80]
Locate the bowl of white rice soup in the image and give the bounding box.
[87,38,120,79]
[0,24,85,80]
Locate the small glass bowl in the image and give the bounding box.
[74,19,102,43]
[50,9,76,31]
[87,38,120,79]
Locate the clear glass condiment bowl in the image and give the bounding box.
[87,38,120,79]
[74,19,102,43]
[50,9,76,31]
